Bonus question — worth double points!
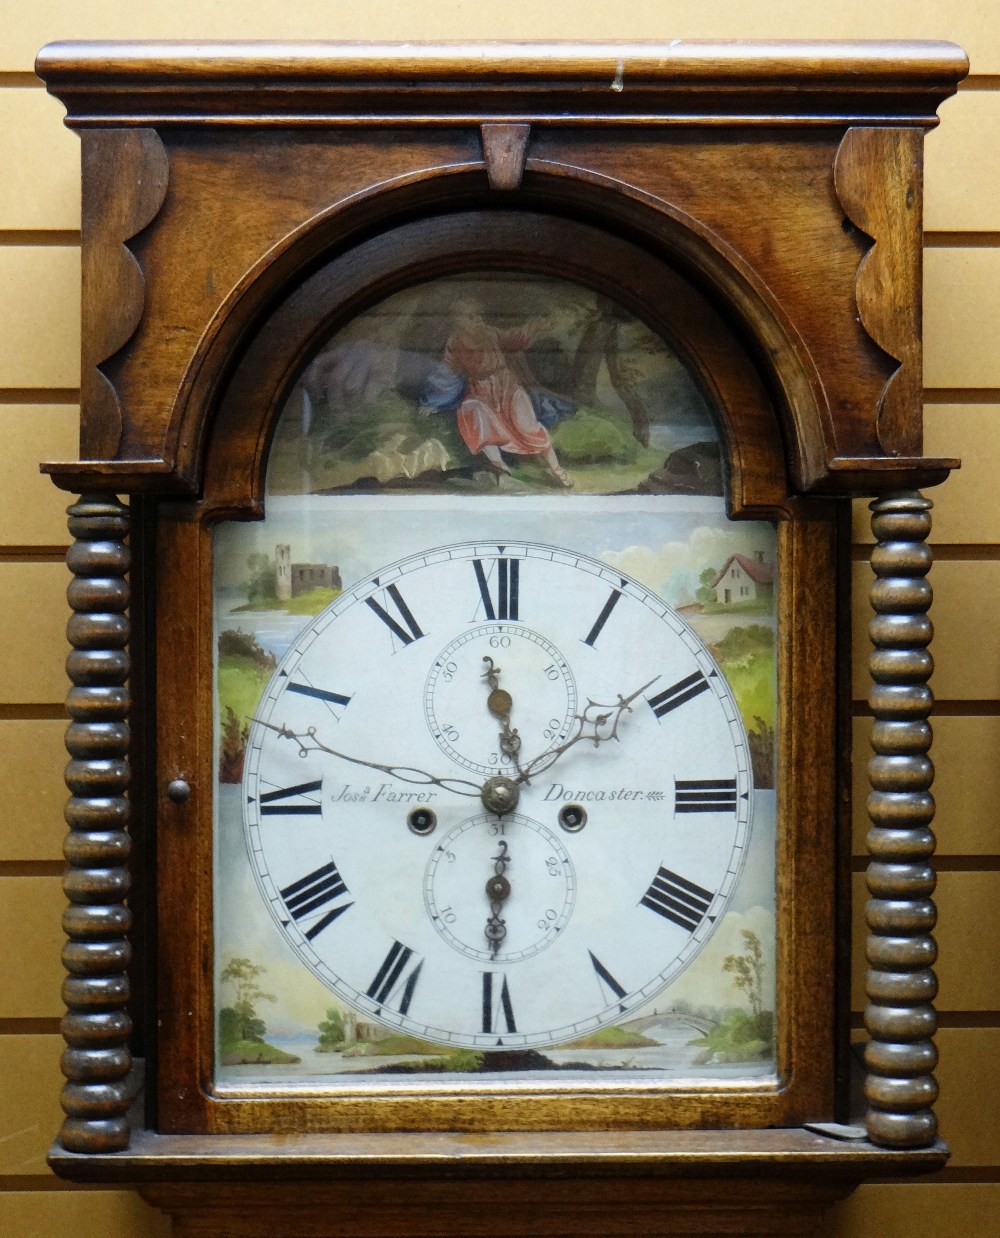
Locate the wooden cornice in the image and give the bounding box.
[36,40,969,127]
[35,40,968,496]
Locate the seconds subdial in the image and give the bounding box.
[424,814,576,963]
[424,625,576,778]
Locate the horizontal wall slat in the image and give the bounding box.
[0,88,79,231]
[0,1191,169,1238]
[936,1027,1000,1166]
[922,405,1000,544]
[824,1183,1000,1237]
[0,878,64,1019]
[0,1034,61,1176]
[925,249,1000,390]
[0,247,78,389]
[1,4,991,74]
[0,721,68,862]
[853,715,1000,857]
[0,405,78,546]
[925,90,1000,232]
[852,405,1000,545]
[852,559,1000,701]
[852,873,1000,1012]
[0,562,69,704]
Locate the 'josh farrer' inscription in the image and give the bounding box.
[332,783,437,804]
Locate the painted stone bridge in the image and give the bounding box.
[621,1010,718,1037]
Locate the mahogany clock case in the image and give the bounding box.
[139,208,845,1136]
[35,46,967,1202]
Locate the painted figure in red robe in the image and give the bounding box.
[442,300,573,487]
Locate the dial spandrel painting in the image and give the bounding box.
[212,273,779,1091]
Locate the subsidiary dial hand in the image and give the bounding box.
[481,656,523,771]
[484,839,512,956]
[515,675,661,785]
[251,718,483,798]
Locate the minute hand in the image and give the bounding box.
[251,719,482,798]
[515,676,660,785]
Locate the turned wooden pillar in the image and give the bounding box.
[58,494,135,1153]
[863,491,939,1149]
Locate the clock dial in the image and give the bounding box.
[242,540,753,1050]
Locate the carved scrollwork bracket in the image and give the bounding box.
[80,130,169,460]
[58,495,135,1153]
[834,128,923,460]
[863,491,939,1149]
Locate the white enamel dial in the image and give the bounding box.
[243,541,752,1050]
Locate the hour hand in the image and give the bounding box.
[250,718,483,798]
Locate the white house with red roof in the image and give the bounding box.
[710,551,774,605]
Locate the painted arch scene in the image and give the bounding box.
[214,273,776,1087]
[266,273,724,498]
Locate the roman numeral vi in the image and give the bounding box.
[482,971,517,1039]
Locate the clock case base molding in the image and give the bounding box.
[50,1120,947,1236]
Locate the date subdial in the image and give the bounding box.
[424,625,576,778]
[423,813,575,963]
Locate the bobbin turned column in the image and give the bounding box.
[863,491,939,1149]
[58,495,134,1153]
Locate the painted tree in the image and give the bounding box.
[569,307,654,447]
[246,552,278,607]
[723,928,765,1021]
[219,957,276,1044]
[696,566,719,605]
[317,1008,346,1051]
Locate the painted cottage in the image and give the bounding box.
[711,551,774,605]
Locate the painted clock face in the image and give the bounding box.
[214,270,778,1085]
[242,541,752,1050]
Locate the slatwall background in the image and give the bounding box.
[1,3,998,1234]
